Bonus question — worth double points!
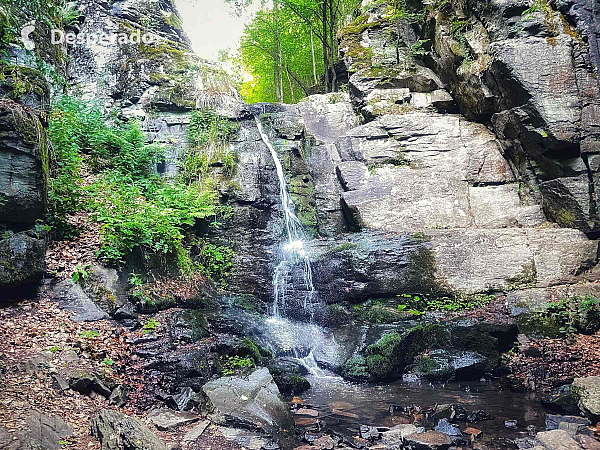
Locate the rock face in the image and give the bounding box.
[91,410,168,450]
[202,367,293,435]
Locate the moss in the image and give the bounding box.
[550,208,576,227]
[506,261,537,290]
[355,302,405,324]
[560,14,584,44]
[366,354,393,378]
[327,304,351,326]
[0,66,49,100]
[328,242,358,253]
[339,14,383,37]
[341,356,370,381]
[273,375,310,395]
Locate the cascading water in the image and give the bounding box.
[254,114,330,377]
[254,115,315,317]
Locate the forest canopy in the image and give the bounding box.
[225,0,361,103]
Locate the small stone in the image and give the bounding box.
[466,410,492,422]
[504,420,518,429]
[464,427,482,439]
[434,418,461,436]
[295,417,318,426]
[404,431,452,449]
[313,435,335,450]
[296,408,318,417]
[109,385,127,407]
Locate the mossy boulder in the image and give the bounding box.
[273,375,310,395]
[341,321,510,382]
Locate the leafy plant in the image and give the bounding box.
[80,330,100,339]
[220,355,254,375]
[102,357,114,367]
[71,264,90,283]
[143,318,162,334]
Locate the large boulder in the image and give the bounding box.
[572,376,600,420]
[0,231,45,291]
[202,367,293,435]
[90,410,168,450]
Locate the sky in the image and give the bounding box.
[173,0,261,61]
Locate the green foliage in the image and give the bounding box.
[180,109,239,183]
[522,0,541,19]
[196,241,235,287]
[143,318,162,334]
[49,96,232,280]
[396,292,495,312]
[71,264,90,284]
[220,355,255,375]
[80,330,100,339]
[88,172,218,270]
[387,0,425,24]
[523,295,600,339]
[102,357,114,367]
[408,39,430,58]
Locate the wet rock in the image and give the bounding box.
[434,419,461,436]
[167,310,209,344]
[273,375,310,395]
[268,358,310,377]
[542,385,581,415]
[545,414,590,431]
[202,367,292,434]
[536,430,581,450]
[147,409,199,431]
[505,420,518,429]
[463,427,482,439]
[0,232,45,290]
[404,431,452,450]
[313,435,335,450]
[514,437,541,449]
[359,425,381,440]
[52,279,109,322]
[572,376,600,420]
[23,411,73,450]
[91,410,168,450]
[467,410,492,423]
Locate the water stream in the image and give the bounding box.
[254,115,315,317]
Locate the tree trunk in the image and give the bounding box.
[273,0,283,103]
[310,24,318,85]
[321,0,330,92]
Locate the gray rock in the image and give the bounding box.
[24,411,73,450]
[52,279,109,322]
[0,232,45,290]
[182,420,210,443]
[0,104,47,227]
[535,429,581,450]
[202,367,293,434]
[545,414,590,431]
[109,385,128,407]
[542,386,582,416]
[81,265,129,315]
[380,425,419,450]
[434,419,461,436]
[572,376,600,420]
[147,409,199,431]
[167,387,209,412]
[91,410,168,450]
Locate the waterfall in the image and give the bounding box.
[254,115,315,318]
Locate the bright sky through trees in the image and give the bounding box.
[174,0,260,60]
